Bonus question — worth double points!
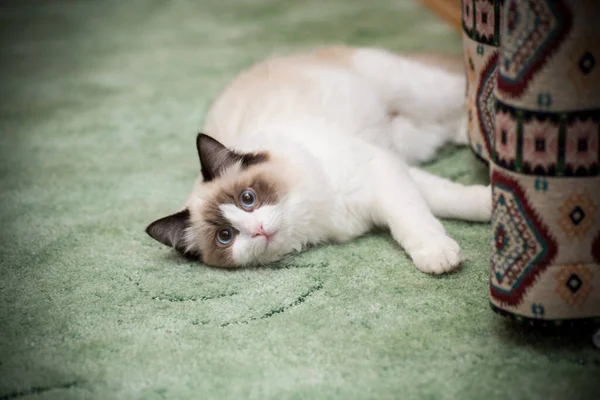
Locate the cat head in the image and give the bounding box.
[146,133,309,267]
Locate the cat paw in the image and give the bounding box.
[410,236,462,275]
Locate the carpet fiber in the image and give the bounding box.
[1,1,599,399]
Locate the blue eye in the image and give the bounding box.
[216,227,235,245]
[239,188,257,209]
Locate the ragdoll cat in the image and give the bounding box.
[146,46,491,274]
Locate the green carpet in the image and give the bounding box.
[1,1,598,399]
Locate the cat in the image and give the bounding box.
[146,46,491,274]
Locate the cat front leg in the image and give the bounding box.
[371,150,462,274]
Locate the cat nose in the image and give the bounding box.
[252,225,268,238]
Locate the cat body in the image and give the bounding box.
[146,46,491,274]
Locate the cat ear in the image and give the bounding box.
[146,209,191,253]
[196,133,269,181]
[196,133,239,182]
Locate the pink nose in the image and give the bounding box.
[252,225,268,238]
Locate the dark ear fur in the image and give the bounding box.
[146,209,201,260]
[196,133,233,182]
[196,133,268,181]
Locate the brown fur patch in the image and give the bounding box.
[278,45,354,68]
[407,52,464,74]
[197,201,235,267]
[310,45,354,66]
[191,164,286,267]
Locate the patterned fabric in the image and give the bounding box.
[593,232,600,262]
[490,170,557,306]
[494,103,599,176]
[496,0,572,97]
[490,166,600,319]
[462,0,600,321]
[462,0,504,161]
[554,265,594,309]
[496,1,600,112]
[557,190,598,243]
[476,53,499,159]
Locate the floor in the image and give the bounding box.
[0,1,598,399]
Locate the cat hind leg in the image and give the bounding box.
[350,47,466,123]
[409,167,492,222]
[351,47,469,163]
[389,116,461,164]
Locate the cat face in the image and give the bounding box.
[146,134,299,267]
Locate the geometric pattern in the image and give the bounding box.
[475,0,495,41]
[463,0,503,45]
[531,302,545,318]
[568,37,600,94]
[477,52,498,157]
[462,0,505,163]
[493,102,600,177]
[462,0,504,163]
[468,0,600,322]
[521,116,559,175]
[494,107,518,169]
[497,0,573,98]
[557,189,598,243]
[564,118,599,176]
[463,0,475,33]
[593,231,600,263]
[490,170,558,306]
[554,265,594,308]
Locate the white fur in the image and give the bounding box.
[190,47,491,274]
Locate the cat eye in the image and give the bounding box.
[216,227,235,245]
[239,188,257,209]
